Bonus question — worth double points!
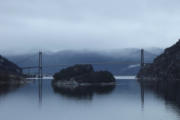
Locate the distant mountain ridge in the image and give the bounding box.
[6,48,163,75]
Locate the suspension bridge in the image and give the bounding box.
[19,49,146,78]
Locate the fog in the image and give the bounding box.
[0,0,180,54]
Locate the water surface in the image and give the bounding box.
[0,77,180,120]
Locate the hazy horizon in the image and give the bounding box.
[1,47,164,56]
[0,46,165,55]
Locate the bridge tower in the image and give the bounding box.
[38,51,43,106]
[38,51,43,78]
[141,49,144,68]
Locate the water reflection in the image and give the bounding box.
[139,79,180,116]
[0,78,180,120]
[38,78,43,106]
[52,84,115,100]
[140,81,144,111]
[0,83,21,95]
[0,78,43,107]
[0,79,24,96]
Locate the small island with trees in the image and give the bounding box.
[52,64,115,87]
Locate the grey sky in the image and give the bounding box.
[0,0,180,53]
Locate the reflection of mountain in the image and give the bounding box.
[140,79,180,109]
[0,83,21,96]
[6,48,162,75]
[52,84,115,100]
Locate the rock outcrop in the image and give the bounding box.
[53,64,115,86]
[0,55,22,82]
[137,39,180,80]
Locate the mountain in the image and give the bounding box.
[137,40,180,80]
[0,55,22,82]
[6,48,163,76]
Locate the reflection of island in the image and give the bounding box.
[52,84,115,100]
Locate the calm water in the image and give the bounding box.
[0,77,180,120]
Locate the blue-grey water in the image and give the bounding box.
[0,77,180,120]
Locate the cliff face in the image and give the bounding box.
[137,40,180,80]
[0,55,22,81]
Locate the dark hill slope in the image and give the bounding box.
[137,40,180,80]
[0,55,22,81]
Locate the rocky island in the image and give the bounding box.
[137,39,180,80]
[0,55,23,83]
[52,64,115,87]
[52,64,115,99]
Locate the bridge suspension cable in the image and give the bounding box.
[21,50,147,78]
[22,61,140,70]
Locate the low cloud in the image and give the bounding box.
[0,0,180,53]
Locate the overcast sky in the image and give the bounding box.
[0,0,180,53]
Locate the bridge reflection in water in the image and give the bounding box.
[21,77,180,113]
[38,78,43,106]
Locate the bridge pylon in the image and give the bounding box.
[141,49,144,68]
[38,51,43,78]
